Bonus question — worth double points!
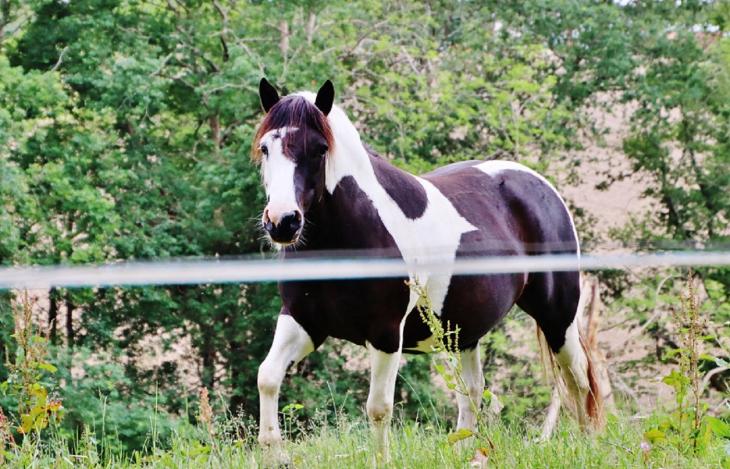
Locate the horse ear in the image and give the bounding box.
[259,78,280,113]
[314,80,335,116]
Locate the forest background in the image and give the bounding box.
[0,0,730,456]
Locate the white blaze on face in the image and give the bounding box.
[260,127,299,226]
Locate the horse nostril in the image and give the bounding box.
[280,211,302,231]
[263,209,303,243]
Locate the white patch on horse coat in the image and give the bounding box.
[260,128,299,226]
[456,345,485,433]
[258,314,315,450]
[366,343,402,461]
[411,333,438,353]
[475,160,581,258]
[294,92,476,323]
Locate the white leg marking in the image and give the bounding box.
[555,319,591,426]
[456,344,485,433]
[258,315,314,456]
[367,344,402,464]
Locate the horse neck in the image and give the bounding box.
[324,105,378,194]
[297,175,380,252]
[291,103,418,253]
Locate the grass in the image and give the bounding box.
[4,275,729,467]
[3,410,727,468]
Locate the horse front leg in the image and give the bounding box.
[456,343,484,434]
[258,313,314,464]
[367,342,402,465]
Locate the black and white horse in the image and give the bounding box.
[253,79,604,462]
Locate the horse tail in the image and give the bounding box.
[536,324,562,397]
[580,331,606,430]
[536,324,605,432]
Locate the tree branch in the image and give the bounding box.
[51,46,69,72]
[212,0,230,62]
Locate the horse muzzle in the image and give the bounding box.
[263,209,303,245]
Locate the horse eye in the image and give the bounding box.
[260,145,269,156]
[318,146,328,158]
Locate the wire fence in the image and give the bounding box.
[1,250,730,290]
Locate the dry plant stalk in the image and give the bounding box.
[7,294,52,416]
[673,270,708,437]
[198,387,215,442]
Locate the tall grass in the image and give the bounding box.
[1,410,726,468]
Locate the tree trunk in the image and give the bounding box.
[305,11,316,46]
[66,292,75,348]
[210,112,220,149]
[201,328,216,390]
[279,19,289,57]
[49,288,58,345]
[228,338,248,417]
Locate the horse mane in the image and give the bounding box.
[362,142,385,160]
[251,95,335,162]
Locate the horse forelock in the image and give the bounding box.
[251,95,335,163]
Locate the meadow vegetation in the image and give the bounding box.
[1,0,730,466]
[2,275,730,467]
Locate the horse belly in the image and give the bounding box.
[402,273,523,352]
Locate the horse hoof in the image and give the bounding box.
[261,449,291,468]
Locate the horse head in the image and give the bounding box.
[252,78,335,246]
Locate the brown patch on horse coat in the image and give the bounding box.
[370,155,428,220]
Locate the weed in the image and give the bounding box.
[1,292,64,441]
[0,407,14,465]
[647,270,713,454]
[281,402,305,442]
[407,280,496,455]
[409,280,462,393]
[197,387,215,442]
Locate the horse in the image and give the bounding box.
[252,78,604,463]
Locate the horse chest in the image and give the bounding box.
[280,278,414,348]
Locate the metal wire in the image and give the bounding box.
[1,250,729,290]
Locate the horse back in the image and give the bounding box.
[423,160,578,257]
